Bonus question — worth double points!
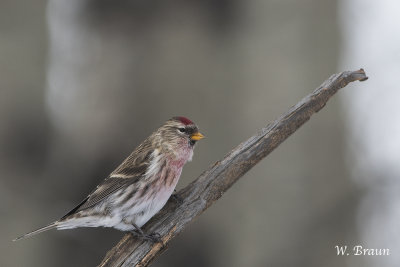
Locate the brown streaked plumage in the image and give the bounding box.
[14,116,204,242]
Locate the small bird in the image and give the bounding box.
[14,116,204,242]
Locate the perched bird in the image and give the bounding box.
[14,116,204,242]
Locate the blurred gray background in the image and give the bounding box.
[2,0,399,266]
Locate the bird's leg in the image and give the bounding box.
[171,190,183,204]
[130,222,162,243]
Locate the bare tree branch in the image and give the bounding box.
[98,69,368,267]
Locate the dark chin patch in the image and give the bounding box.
[189,140,197,146]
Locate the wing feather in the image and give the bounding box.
[60,177,140,219]
[60,141,154,219]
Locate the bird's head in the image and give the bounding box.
[154,116,204,156]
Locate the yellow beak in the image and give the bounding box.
[190,132,205,141]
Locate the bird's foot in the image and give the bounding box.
[130,230,162,243]
[171,190,184,205]
[143,232,162,243]
[129,222,162,243]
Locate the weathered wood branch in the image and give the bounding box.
[98,69,368,267]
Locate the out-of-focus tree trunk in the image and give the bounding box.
[340,1,400,266]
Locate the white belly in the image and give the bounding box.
[112,169,182,231]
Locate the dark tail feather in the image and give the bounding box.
[13,222,58,241]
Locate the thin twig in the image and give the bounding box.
[98,69,368,267]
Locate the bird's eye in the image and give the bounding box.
[178,127,186,133]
